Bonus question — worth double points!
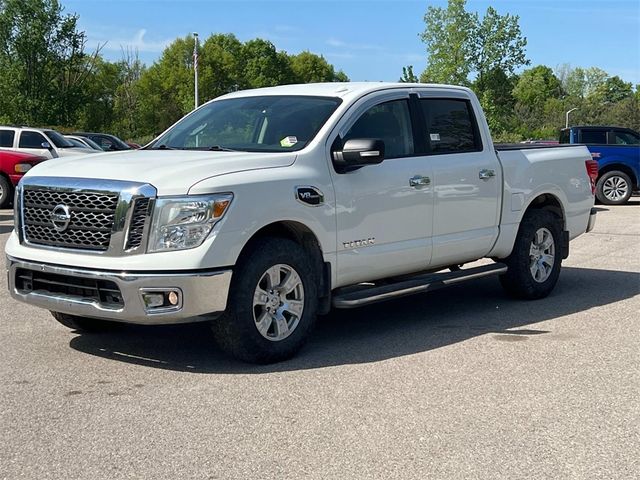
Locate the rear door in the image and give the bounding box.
[416,92,501,267]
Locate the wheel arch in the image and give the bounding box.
[597,163,638,189]
[236,220,332,313]
[522,192,566,229]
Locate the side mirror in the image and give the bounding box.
[332,138,385,170]
[41,141,52,150]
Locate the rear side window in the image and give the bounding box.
[0,129,15,148]
[18,131,47,148]
[420,99,481,154]
[580,130,607,144]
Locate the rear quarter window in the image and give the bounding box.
[580,130,607,144]
[420,98,481,154]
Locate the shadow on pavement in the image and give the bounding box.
[0,225,14,234]
[70,266,640,374]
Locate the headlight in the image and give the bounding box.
[14,163,32,173]
[147,194,233,252]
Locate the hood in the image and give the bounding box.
[25,149,296,195]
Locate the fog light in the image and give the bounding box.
[168,291,179,306]
[141,289,182,311]
[142,293,165,309]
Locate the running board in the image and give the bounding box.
[332,263,508,309]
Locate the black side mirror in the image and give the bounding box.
[332,138,385,171]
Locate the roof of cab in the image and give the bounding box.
[214,82,472,102]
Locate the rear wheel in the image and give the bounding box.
[211,237,318,364]
[0,176,12,209]
[596,171,632,205]
[499,210,563,300]
[50,311,120,333]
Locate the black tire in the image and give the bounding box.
[50,311,120,333]
[0,176,12,209]
[211,237,318,364]
[595,171,633,205]
[499,210,563,300]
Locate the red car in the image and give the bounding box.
[0,150,48,208]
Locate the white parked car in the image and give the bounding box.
[0,126,97,159]
[5,82,597,363]
[65,135,104,152]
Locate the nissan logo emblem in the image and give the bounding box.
[51,204,71,232]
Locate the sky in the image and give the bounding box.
[66,0,640,86]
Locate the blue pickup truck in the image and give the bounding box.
[560,126,640,205]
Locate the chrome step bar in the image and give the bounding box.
[332,263,508,309]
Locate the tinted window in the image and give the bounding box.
[580,130,607,144]
[344,99,414,158]
[92,136,114,150]
[44,130,74,148]
[0,129,15,148]
[153,96,342,153]
[19,131,47,148]
[613,130,640,145]
[559,129,570,144]
[421,99,480,154]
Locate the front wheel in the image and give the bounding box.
[211,237,318,364]
[0,176,12,209]
[499,210,563,300]
[596,171,632,205]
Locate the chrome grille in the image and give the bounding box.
[125,198,150,250]
[23,189,118,251]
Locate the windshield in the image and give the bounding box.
[66,137,87,148]
[45,130,75,148]
[151,95,342,152]
[80,136,103,150]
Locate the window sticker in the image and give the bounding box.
[430,133,441,142]
[280,136,298,147]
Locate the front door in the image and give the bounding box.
[329,93,434,287]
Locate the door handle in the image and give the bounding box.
[479,169,496,180]
[409,175,431,188]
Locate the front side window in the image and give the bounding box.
[44,130,74,148]
[343,99,414,159]
[580,130,607,144]
[18,131,47,149]
[421,98,480,154]
[152,95,342,153]
[0,129,15,148]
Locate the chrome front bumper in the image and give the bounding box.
[6,256,232,325]
[586,207,597,233]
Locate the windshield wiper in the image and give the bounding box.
[183,145,239,152]
[152,144,177,150]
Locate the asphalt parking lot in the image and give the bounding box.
[1,204,639,480]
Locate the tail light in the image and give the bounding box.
[585,159,598,195]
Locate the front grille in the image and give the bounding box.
[15,268,124,308]
[125,198,150,250]
[22,189,118,251]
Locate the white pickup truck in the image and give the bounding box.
[5,83,597,363]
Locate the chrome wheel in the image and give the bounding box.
[529,227,555,283]
[602,175,629,202]
[252,264,305,342]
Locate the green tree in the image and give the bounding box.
[589,75,633,104]
[470,6,528,84]
[0,0,96,126]
[419,0,473,84]
[290,51,344,83]
[513,65,563,107]
[399,65,419,83]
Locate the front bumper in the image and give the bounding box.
[586,207,597,233]
[6,256,232,325]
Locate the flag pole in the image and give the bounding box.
[193,32,199,110]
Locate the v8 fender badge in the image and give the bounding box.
[295,186,324,206]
